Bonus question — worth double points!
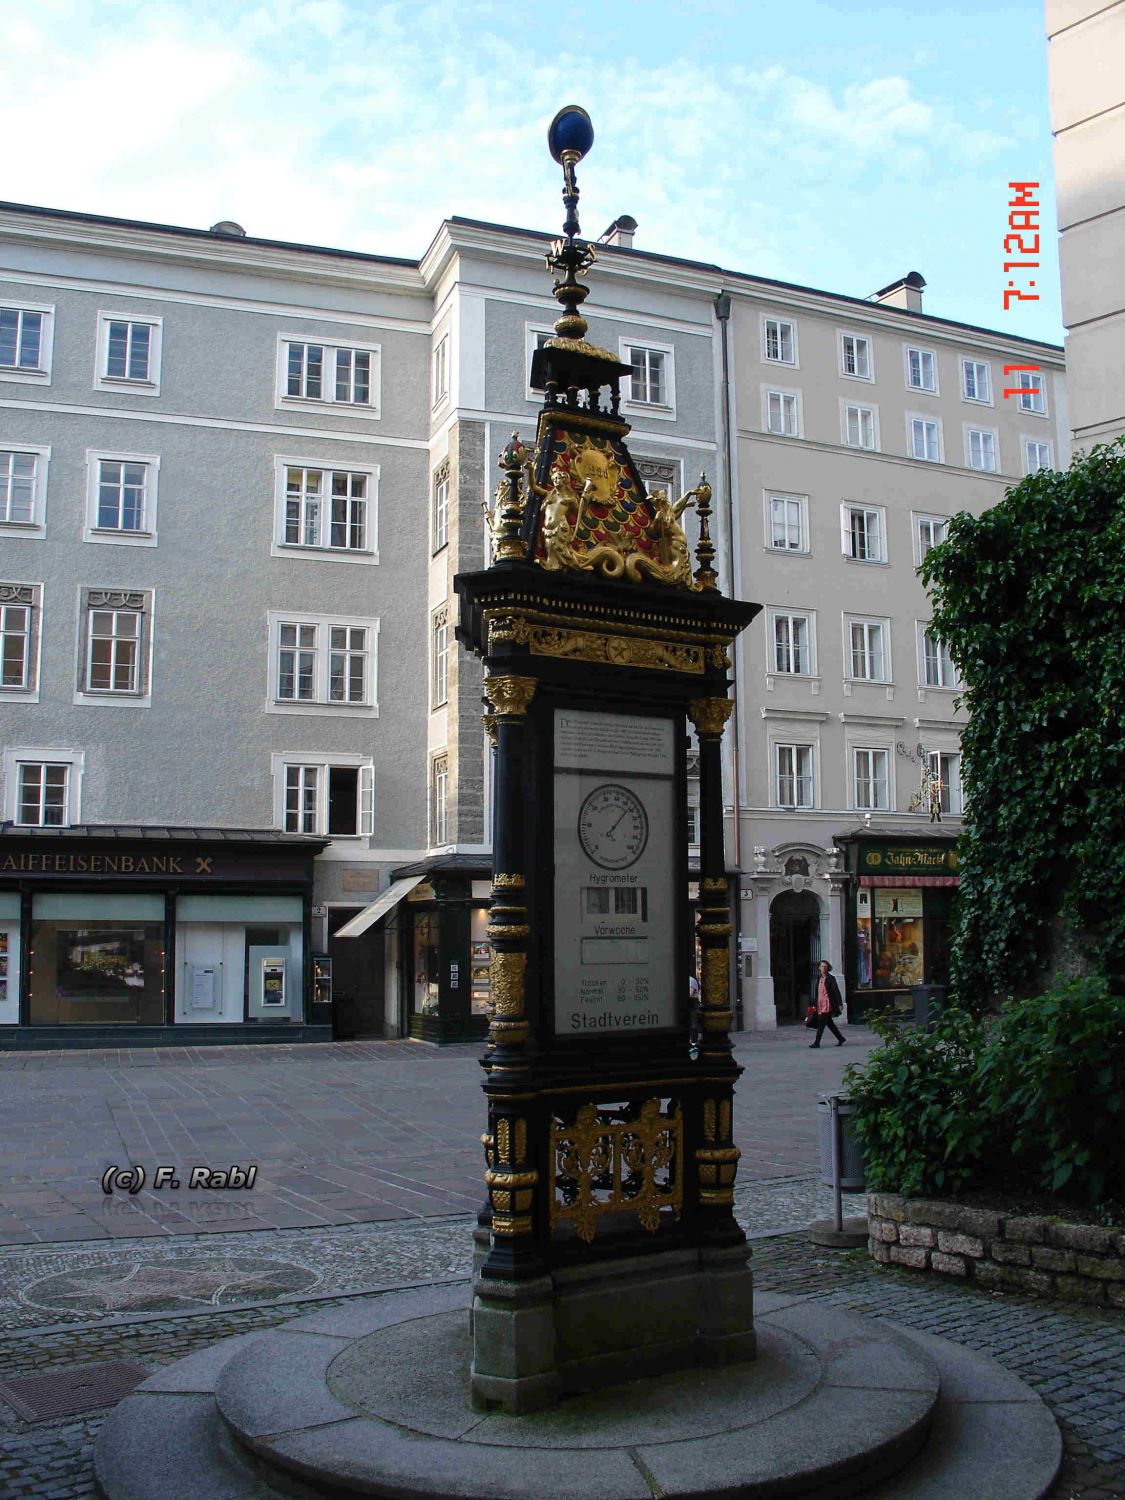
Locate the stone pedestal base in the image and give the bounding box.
[471,1242,755,1413]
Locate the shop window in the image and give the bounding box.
[470,906,492,1017]
[872,888,924,988]
[413,909,440,1017]
[28,894,165,1025]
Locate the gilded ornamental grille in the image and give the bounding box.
[549,1097,682,1243]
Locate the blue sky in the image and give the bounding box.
[1,0,1062,343]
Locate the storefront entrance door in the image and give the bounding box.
[769,891,821,1023]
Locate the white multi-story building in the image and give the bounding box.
[0,199,1067,1047]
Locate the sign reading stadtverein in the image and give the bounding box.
[553,709,677,1036]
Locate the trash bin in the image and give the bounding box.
[911,983,947,1032]
[817,1094,866,1190]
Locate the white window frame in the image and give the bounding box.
[965,426,1000,473]
[908,414,943,463]
[841,400,879,450]
[914,513,950,566]
[845,615,891,683]
[0,582,43,702]
[961,358,992,405]
[274,335,382,418]
[525,324,555,401]
[266,610,379,717]
[768,608,816,676]
[74,589,154,709]
[1017,371,1047,415]
[271,752,374,839]
[926,749,963,816]
[94,313,163,396]
[271,457,379,565]
[762,316,798,366]
[764,491,809,555]
[619,337,677,418]
[773,741,817,810]
[84,450,160,547]
[904,345,938,394]
[432,333,450,408]
[851,745,892,812]
[0,301,54,385]
[1023,438,1053,474]
[839,332,873,381]
[431,608,449,709]
[841,503,887,564]
[763,386,802,437]
[0,443,50,538]
[919,623,959,690]
[432,462,450,553]
[3,747,84,826]
[431,753,449,847]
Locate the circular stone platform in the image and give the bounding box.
[95,1282,1063,1500]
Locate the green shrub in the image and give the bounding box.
[844,1008,989,1198]
[978,977,1125,1202]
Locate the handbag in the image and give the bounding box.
[803,1005,818,1029]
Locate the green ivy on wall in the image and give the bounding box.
[920,436,1125,1003]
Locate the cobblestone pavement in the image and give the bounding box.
[0,1029,871,1244]
[1,1223,1122,1498]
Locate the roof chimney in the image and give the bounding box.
[209,220,246,238]
[599,214,637,249]
[872,271,925,313]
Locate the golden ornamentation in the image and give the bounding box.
[697,923,733,939]
[624,488,695,587]
[701,877,728,894]
[485,675,537,716]
[709,644,731,669]
[508,624,704,674]
[544,335,620,364]
[489,951,526,1017]
[700,1009,733,1032]
[549,1098,682,1243]
[496,1118,511,1163]
[488,1019,530,1047]
[701,947,729,1009]
[491,1213,534,1236]
[703,1099,717,1142]
[481,713,498,745]
[492,873,525,889]
[515,1118,527,1162]
[720,1100,731,1137]
[688,697,734,738]
[487,924,530,940]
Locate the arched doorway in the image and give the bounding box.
[769,890,822,1023]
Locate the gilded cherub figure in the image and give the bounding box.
[648,486,696,585]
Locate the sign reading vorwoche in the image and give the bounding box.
[553,709,677,1035]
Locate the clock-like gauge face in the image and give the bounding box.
[577,783,649,870]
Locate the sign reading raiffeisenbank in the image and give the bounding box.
[859,844,959,874]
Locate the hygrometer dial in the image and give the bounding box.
[577,783,649,870]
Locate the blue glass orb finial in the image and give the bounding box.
[548,105,594,163]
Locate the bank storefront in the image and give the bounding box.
[0,827,329,1047]
[836,829,959,1022]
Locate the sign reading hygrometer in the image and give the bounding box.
[554,709,677,1036]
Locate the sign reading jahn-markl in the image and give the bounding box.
[454,105,761,1413]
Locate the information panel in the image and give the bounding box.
[553,709,678,1035]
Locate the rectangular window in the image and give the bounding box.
[922,628,956,688]
[282,466,371,554]
[627,345,667,405]
[768,493,807,552]
[282,340,379,411]
[962,359,991,402]
[432,609,449,708]
[0,585,39,694]
[967,428,998,471]
[906,347,936,391]
[96,314,162,393]
[853,748,889,810]
[843,504,885,563]
[844,403,876,449]
[916,515,948,562]
[910,417,941,462]
[1017,371,1046,414]
[772,612,812,674]
[764,318,796,363]
[432,755,449,845]
[849,619,888,681]
[0,449,38,525]
[775,743,814,808]
[96,459,147,530]
[17,763,69,826]
[1024,439,1052,474]
[927,751,962,815]
[281,760,374,837]
[432,464,449,552]
[0,306,46,372]
[432,335,449,405]
[841,334,871,379]
[87,607,140,693]
[270,612,375,710]
[765,389,799,436]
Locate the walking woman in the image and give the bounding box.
[809,960,846,1048]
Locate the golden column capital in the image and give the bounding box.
[486,674,538,716]
[688,696,733,738]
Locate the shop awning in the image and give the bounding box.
[859,875,959,887]
[333,876,425,937]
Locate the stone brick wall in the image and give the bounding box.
[868,1193,1125,1306]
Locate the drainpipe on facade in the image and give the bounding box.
[714,290,743,1025]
